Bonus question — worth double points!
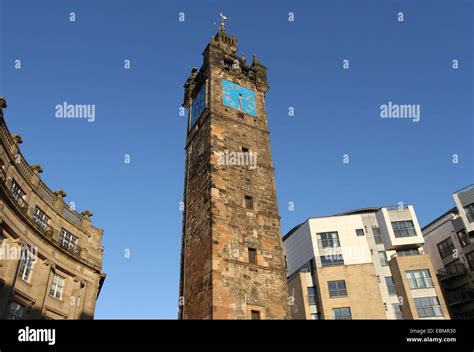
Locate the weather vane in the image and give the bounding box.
[219,12,228,31]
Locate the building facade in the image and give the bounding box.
[422,185,474,319]
[284,206,450,320]
[0,97,106,320]
[178,22,289,319]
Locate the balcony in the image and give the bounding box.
[438,264,467,281]
[58,240,81,257]
[11,192,27,214]
[446,290,474,306]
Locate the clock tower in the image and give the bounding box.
[179,18,289,319]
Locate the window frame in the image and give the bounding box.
[333,307,352,320]
[307,287,317,305]
[59,228,78,253]
[33,206,50,232]
[18,247,35,283]
[373,227,383,244]
[6,301,24,320]
[49,273,65,300]
[406,269,434,289]
[464,203,474,223]
[317,232,341,249]
[457,230,471,247]
[391,220,417,238]
[414,297,443,318]
[328,280,348,298]
[378,251,388,266]
[437,238,456,259]
[385,276,397,296]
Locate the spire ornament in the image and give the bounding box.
[219,12,228,32]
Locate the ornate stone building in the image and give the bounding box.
[0,97,106,320]
[178,20,289,319]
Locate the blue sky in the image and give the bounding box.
[0,0,472,319]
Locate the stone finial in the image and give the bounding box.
[31,164,43,174]
[81,210,93,219]
[241,53,246,63]
[11,134,23,145]
[252,53,260,66]
[54,189,67,198]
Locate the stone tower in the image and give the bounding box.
[179,20,289,320]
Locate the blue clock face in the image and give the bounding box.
[222,79,257,117]
[190,85,206,128]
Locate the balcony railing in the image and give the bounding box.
[438,263,467,280]
[58,240,81,257]
[446,290,474,306]
[11,192,27,213]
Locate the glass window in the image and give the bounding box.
[50,274,65,299]
[333,307,352,320]
[11,181,26,208]
[373,227,383,244]
[317,232,341,249]
[392,304,403,320]
[406,270,434,289]
[464,203,474,223]
[355,229,365,236]
[437,238,456,259]
[385,277,397,295]
[0,232,5,245]
[59,229,78,253]
[307,287,316,305]
[6,301,24,320]
[18,247,35,282]
[320,254,344,266]
[391,221,417,238]
[396,249,420,256]
[457,230,471,247]
[310,313,319,320]
[414,297,443,318]
[328,280,347,297]
[378,251,388,266]
[33,207,50,232]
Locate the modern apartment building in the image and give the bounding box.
[422,185,474,319]
[284,206,450,320]
[0,97,106,319]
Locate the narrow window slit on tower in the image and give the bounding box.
[248,248,257,265]
[251,310,261,320]
[245,195,254,210]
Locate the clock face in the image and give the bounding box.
[222,79,257,117]
[190,85,206,128]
